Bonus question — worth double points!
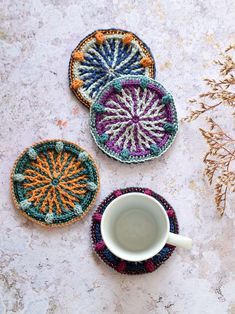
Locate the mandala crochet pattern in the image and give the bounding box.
[69,29,155,108]
[90,76,178,163]
[91,187,179,275]
[11,140,99,227]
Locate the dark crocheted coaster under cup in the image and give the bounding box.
[11,140,100,227]
[69,28,155,108]
[91,187,179,275]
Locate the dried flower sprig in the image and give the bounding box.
[184,45,235,215]
[200,118,235,215]
[184,46,235,122]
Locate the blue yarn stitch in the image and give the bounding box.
[77,35,146,99]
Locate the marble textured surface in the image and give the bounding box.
[0,1,235,313]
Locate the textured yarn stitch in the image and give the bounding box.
[69,29,155,108]
[90,75,178,163]
[91,187,179,275]
[11,140,100,227]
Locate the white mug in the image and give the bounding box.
[101,192,192,262]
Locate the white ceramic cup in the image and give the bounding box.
[101,192,192,262]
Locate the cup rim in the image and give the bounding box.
[100,192,170,262]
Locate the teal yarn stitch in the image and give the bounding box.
[11,140,100,227]
[112,80,122,92]
[93,103,106,113]
[98,133,109,144]
[150,144,161,156]
[90,76,178,163]
[20,200,31,210]
[87,182,97,191]
[45,213,54,224]
[55,141,64,153]
[120,148,130,159]
[78,151,89,161]
[13,174,25,182]
[27,147,37,160]
[162,94,172,104]
[140,76,149,89]
[164,122,176,134]
[73,204,83,216]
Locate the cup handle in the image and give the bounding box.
[167,232,192,249]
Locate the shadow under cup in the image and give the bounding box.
[101,193,169,262]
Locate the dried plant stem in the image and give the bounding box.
[185,45,235,215]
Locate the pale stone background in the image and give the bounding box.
[0,1,235,313]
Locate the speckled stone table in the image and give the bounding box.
[0,1,235,314]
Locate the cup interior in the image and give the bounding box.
[101,193,169,262]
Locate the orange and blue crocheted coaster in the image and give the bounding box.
[69,29,155,108]
[11,140,99,227]
[91,187,179,275]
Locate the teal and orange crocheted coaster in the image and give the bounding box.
[91,187,179,275]
[11,140,100,227]
[69,29,155,108]
[90,75,178,163]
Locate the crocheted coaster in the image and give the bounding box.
[69,29,155,108]
[90,75,178,163]
[91,187,179,275]
[11,140,100,227]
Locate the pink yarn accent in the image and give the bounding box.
[95,241,106,251]
[144,189,152,195]
[145,259,155,272]
[114,190,122,197]
[167,210,174,217]
[93,212,102,222]
[116,260,126,273]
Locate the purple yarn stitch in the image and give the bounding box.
[90,76,178,163]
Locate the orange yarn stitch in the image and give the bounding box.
[31,155,52,178]
[95,31,105,44]
[72,50,84,61]
[122,33,134,45]
[71,79,84,90]
[11,139,100,228]
[24,150,88,215]
[140,56,153,67]
[69,29,155,108]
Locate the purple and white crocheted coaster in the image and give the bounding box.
[90,75,178,163]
